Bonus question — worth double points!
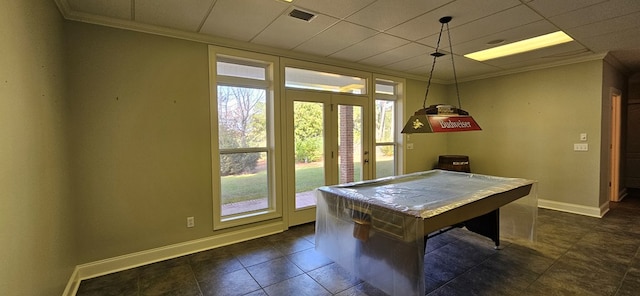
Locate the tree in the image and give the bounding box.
[294,102,323,163]
[375,100,394,143]
[218,86,266,175]
[375,100,394,156]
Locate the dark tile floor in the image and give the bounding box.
[76,190,640,296]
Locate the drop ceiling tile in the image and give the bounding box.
[383,53,431,73]
[293,0,375,19]
[402,66,429,77]
[294,21,377,57]
[328,33,410,62]
[580,26,640,52]
[252,11,339,50]
[526,0,606,17]
[359,43,432,67]
[430,65,457,81]
[450,58,504,79]
[385,16,442,43]
[135,0,214,31]
[398,54,503,81]
[200,0,288,42]
[417,5,543,48]
[437,54,496,77]
[346,0,453,32]
[566,11,640,40]
[67,0,131,20]
[549,0,640,29]
[413,60,503,83]
[387,0,521,41]
[610,50,640,72]
[397,58,489,84]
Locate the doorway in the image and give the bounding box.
[285,89,371,226]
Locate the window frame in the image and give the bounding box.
[372,76,404,178]
[209,46,282,230]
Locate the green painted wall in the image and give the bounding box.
[0,0,75,295]
[66,23,215,263]
[446,61,605,208]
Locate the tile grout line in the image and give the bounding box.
[186,262,204,296]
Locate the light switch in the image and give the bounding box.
[407,143,414,150]
[574,143,588,151]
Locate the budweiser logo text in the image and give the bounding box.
[438,119,472,129]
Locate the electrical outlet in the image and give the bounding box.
[187,217,195,228]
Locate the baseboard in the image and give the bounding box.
[62,267,80,296]
[618,188,629,201]
[538,199,608,218]
[64,221,284,295]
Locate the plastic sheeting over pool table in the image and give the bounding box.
[315,170,537,296]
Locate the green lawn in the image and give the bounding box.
[221,160,394,204]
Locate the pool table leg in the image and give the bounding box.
[464,209,501,249]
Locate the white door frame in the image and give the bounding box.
[284,89,371,226]
[609,88,622,202]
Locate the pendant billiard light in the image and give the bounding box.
[401,16,481,134]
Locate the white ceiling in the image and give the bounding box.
[56,0,640,81]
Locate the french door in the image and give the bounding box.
[285,89,371,226]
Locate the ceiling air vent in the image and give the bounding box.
[289,8,316,22]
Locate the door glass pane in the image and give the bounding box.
[220,152,268,216]
[376,145,395,178]
[293,101,325,209]
[338,104,363,184]
[375,99,396,178]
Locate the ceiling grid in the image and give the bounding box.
[58,0,640,81]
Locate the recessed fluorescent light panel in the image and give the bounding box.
[464,31,574,61]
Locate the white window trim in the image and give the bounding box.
[209,46,283,230]
[373,75,405,177]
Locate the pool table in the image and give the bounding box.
[315,170,537,296]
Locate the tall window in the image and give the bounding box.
[211,51,280,229]
[375,80,399,178]
[217,85,268,216]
